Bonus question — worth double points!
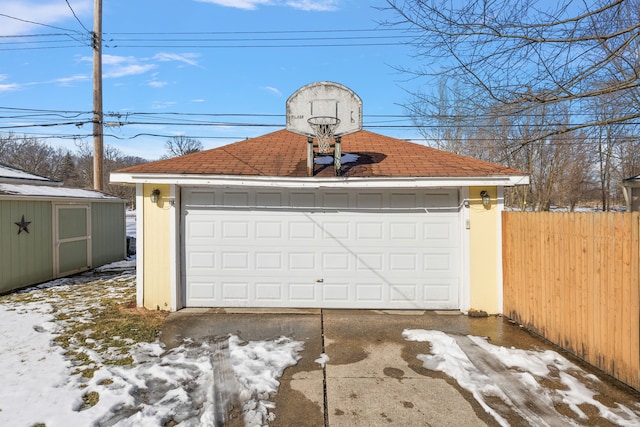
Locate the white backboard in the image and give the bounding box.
[286,81,363,137]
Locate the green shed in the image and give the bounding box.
[0,163,127,294]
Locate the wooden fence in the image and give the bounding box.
[502,211,640,390]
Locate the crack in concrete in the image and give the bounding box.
[321,308,329,427]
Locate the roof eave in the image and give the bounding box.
[0,194,125,202]
[110,172,530,188]
[0,177,63,186]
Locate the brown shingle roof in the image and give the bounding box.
[115,129,524,178]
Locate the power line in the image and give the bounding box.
[109,42,408,49]
[105,28,418,35]
[0,13,82,34]
[65,0,91,34]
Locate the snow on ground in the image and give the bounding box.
[125,210,136,238]
[404,329,640,427]
[4,261,640,427]
[0,264,303,427]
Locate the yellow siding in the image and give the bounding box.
[469,186,500,313]
[142,184,171,310]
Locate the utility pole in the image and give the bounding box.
[93,0,104,191]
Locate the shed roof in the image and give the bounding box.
[115,129,525,178]
[0,162,122,201]
[0,163,60,185]
[0,183,122,200]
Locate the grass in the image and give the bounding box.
[53,295,167,375]
[1,267,168,381]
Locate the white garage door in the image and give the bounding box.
[182,188,461,309]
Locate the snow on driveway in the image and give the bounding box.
[404,329,640,427]
[0,264,303,427]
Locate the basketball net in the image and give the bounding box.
[308,116,340,154]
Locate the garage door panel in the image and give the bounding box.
[356,222,384,239]
[255,283,283,301]
[357,193,383,208]
[424,222,456,243]
[222,191,249,206]
[290,252,316,270]
[323,192,349,207]
[424,283,456,302]
[222,221,249,238]
[189,282,216,300]
[389,253,418,271]
[356,253,383,271]
[322,252,350,270]
[255,252,283,269]
[222,282,249,300]
[390,193,416,207]
[322,283,350,302]
[390,222,417,240]
[322,221,350,239]
[187,220,216,239]
[221,252,249,269]
[390,284,418,302]
[289,283,318,302]
[290,192,315,207]
[424,253,454,272]
[183,188,462,309]
[255,221,282,238]
[289,221,316,239]
[256,192,282,206]
[356,283,384,302]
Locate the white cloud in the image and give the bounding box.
[285,0,339,11]
[90,54,157,78]
[0,75,17,92]
[195,0,272,10]
[153,52,201,67]
[0,73,89,92]
[148,80,168,88]
[53,74,90,86]
[195,0,339,11]
[262,86,282,96]
[0,83,20,92]
[0,1,92,36]
[152,101,177,109]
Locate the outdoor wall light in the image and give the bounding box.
[150,189,160,203]
[480,190,491,207]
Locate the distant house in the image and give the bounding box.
[622,175,640,212]
[111,82,529,314]
[0,163,127,293]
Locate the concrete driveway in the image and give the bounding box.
[160,309,640,427]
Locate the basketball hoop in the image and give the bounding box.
[307,116,340,153]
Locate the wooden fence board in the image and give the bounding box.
[503,211,640,391]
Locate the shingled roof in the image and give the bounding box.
[115,129,524,178]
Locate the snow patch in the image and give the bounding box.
[0,275,303,427]
[404,329,640,427]
[314,153,359,165]
[315,353,330,368]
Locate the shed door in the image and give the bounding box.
[54,204,91,277]
[182,188,461,310]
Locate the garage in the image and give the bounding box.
[182,187,461,309]
[111,85,529,314]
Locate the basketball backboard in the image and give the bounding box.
[286,81,362,137]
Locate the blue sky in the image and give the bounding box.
[0,0,421,159]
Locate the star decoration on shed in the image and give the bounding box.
[14,215,31,235]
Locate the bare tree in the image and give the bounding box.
[75,141,147,207]
[0,133,66,179]
[384,0,640,145]
[163,135,203,158]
